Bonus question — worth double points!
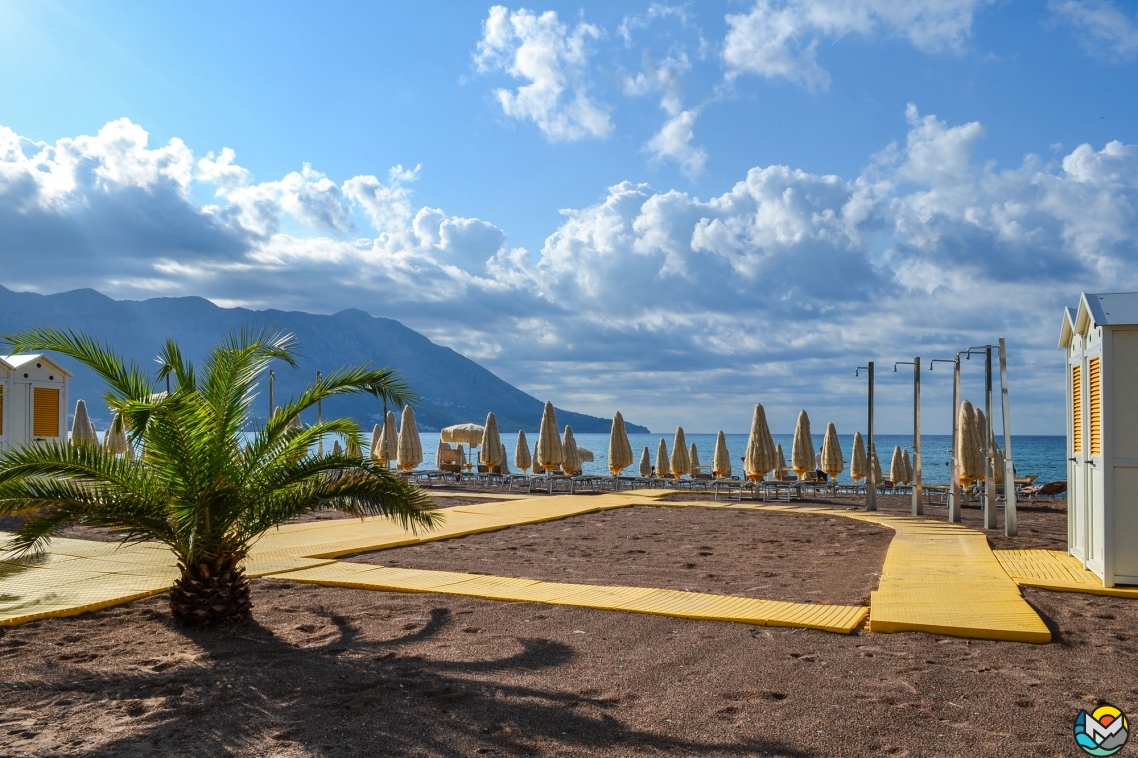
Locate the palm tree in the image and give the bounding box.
[0,326,440,627]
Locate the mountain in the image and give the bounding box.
[0,286,649,434]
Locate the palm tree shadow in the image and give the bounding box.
[35,603,810,758]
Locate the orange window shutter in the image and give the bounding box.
[1089,357,1102,457]
[1072,365,1082,454]
[0,386,4,436]
[33,387,61,438]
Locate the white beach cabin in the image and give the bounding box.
[1059,292,1138,587]
[0,354,71,452]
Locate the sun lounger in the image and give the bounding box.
[1021,481,1067,499]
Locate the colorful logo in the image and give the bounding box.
[1075,704,1130,756]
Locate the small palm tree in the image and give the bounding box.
[0,326,440,627]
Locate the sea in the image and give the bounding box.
[413,433,1068,486]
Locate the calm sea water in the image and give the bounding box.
[413,432,1068,485]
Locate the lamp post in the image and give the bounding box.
[316,370,323,456]
[855,361,876,512]
[268,369,275,420]
[894,358,922,516]
[930,355,963,523]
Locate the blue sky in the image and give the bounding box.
[1,0,1137,434]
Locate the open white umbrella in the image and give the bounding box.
[670,427,690,479]
[901,449,913,485]
[820,422,844,481]
[515,430,532,473]
[479,412,506,469]
[712,431,732,478]
[744,404,777,481]
[441,423,485,448]
[655,438,671,478]
[70,399,97,449]
[608,411,634,475]
[561,426,581,475]
[890,445,905,485]
[689,442,701,475]
[638,446,652,478]
[791,410,816,480]
[851,432,867,483]
[536,401,562,473]
[397,405,423,471]
[956,400,984,486]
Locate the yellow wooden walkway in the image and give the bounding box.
[994,549,1138,598]
[0,490,1087,642]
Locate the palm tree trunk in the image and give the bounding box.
[169,555,252,627]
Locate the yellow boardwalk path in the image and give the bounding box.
[994,549,1138,598]
[0,491,1069,641]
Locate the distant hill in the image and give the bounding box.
[0,286,649,435]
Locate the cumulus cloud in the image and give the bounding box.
[1050,0,1138,59]
[723,0,991,86]
[2,112,1137,433]
[474,6,612,141]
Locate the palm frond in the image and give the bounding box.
[2,327,154,403]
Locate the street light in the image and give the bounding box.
[855,361,876,512]
[929,355,963,523]
[894,358,922,516]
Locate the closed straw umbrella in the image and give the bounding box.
[689,443,701,475]
[397,405,423,471]
[670,427,690,479]
[104,413,129,456]
[712,431,732,479]
[345,436,362,458]
[70,399,96,449]
[479,412,506,469]
[532,442,544,474]
[536,401,562,474]
[744,404,777,481]
[791,410,816,480]
[870,443,884,486]
[902,449,913,485]
[515,430,532,473]
[435,437,450,468]
[370,424,384,463]
[577,447,594,463]
[608,412,633,476]
[956,400,984,487]
[638,446,651,478]
[89,420,99,449]
[655,438,671,478]
[993,445,1005,485]
[774,443,788,480]
[562,426,581,475]
[890,445,905,485]
[851,432,867,483]
[332,440,343,456]
[820,422,844,482]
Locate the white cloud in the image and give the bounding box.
[723,0,991,86]
[474,6,612,141]
[644,109,708,178]
[1050,0,1138,59]
[2,112,1137,433]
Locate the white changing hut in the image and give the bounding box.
[1059,292,1138,587]
[0,354,71,452]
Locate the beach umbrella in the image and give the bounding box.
[370,424,383,463]
[435,438,450,468]
[791,410,816,480]
[397,405,423,471]
[561,426,582,475]
[332,440,343,456]
[89,420,99,448]
[577,447,594,463]
[638,446,651,477]
[870,443,884,486]
[774,443,788,480]
[479,412,506,468]
[102,412,129,456]
[532,442,544,474]
[956,400,984,486]
[608,411,634,475]
[851,432,867,482]
[515,430,532,473]
[655,438,671,478]
[441,423,485,449]
[993,445,1005,484]
[380,411,399,465]
[689,443,701,475]
[345,436,362,458]
[70,400,97,449]
[536,401,562,473]
[670,427,690,479]
[890,445,905,485]
[744,404,777,481]
[820,422,844,481]
[975,407,991,481]
[901,449,913,485]
[712,431,732,478]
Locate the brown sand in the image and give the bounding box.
[348,506,891,605]
[3,491,1123,757]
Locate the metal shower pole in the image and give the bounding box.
[930,356,962,523]
[895,358,922,516]
[967,345,999,530]
[856,362,876,512]
[316,370,323,456]
[999,338,1018,537]
[268,369,275,420]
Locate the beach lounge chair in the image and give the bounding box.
[1022,481,1067,499]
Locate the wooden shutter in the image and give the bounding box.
[32,386,60,438]
[1072,365,1082,454]
[1089,357,1102,457]
[0,385,4,436]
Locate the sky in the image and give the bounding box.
[1,0,1136,435]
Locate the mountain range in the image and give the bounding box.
[0,285,649,434]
